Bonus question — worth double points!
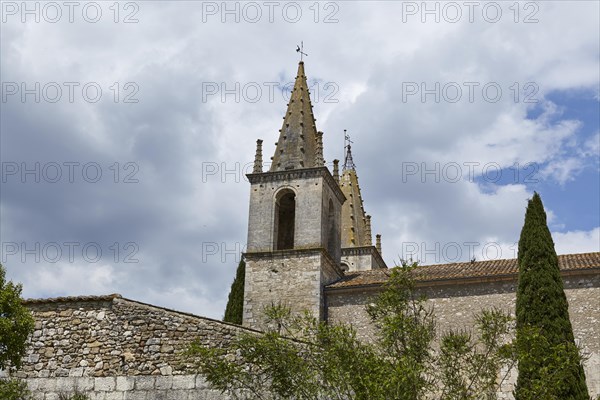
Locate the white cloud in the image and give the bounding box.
[553,228,600,255]
[18,262,117,299]
[1,1,598,317]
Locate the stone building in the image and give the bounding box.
[242,61,386,330]
[12,60,600,399]
[326,253,600,396]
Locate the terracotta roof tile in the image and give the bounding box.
[326,252,600,289]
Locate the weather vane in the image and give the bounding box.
[296,41,308,61]
[344,129,353,150]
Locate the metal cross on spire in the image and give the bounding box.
[296,41,308,61]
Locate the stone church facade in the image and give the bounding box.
[11,61,600,399]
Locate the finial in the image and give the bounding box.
[253,139,263,173]
[315,131,324,166]
[296,41,308,62]
[333,159,340,184]
[376,234,382,256]
[365,215,372,245]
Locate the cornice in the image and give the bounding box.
[341,245,387,268]
[247,167,346,204]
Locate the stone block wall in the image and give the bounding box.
[13,295,252,399]
[341,246,387,272]
[246,168,344,257]
[23,375,225,400]
[326,273,600,398]
[243,248,342,329]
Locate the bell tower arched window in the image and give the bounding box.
[274,190,296,250]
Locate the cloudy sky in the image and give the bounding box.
[1,0,598,319]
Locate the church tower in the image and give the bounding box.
[339,144,387,271]
[243,61,346,329]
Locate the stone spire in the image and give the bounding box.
[376,234,382,255]
[253,139,263,173]
[340,145,369,248]
[270,61,318,172]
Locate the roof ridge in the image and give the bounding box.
[418,251,600,269]
[327,252,600,289]
[23,293,122,304]
[22,293,264,334]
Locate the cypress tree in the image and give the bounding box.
[223,259,245,325]
[515,192,589,399]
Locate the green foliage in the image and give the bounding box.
[189,262,516,399]
[0,378,30,400]
[438,309,514,400]
[515,326,589,400]
[0,264,35,372]
[365,264,436,399]
[58,391,90,400]
[0,265,35,400]
[190,309,388,400]
[223,259,245,325]
[514,193,589,400]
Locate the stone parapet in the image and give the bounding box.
[18,374,226,400]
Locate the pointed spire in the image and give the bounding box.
[376,234,382,255]
[270,62,318,172]
[340,148,371,249]
[253,139,264,173]
[315,131,324,166]
[343,144,356,171]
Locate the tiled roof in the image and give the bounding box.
[326,252,600,289]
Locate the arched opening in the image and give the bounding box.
[340,262,349,272]
[327,199,336,257]
[274,190,295,250]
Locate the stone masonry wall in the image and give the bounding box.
[22,375,224,400]
[341,247,386,272]
[247,170,344,254]
[244,249,342,329]
[326,273,600,398]
[13,295,252,399]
